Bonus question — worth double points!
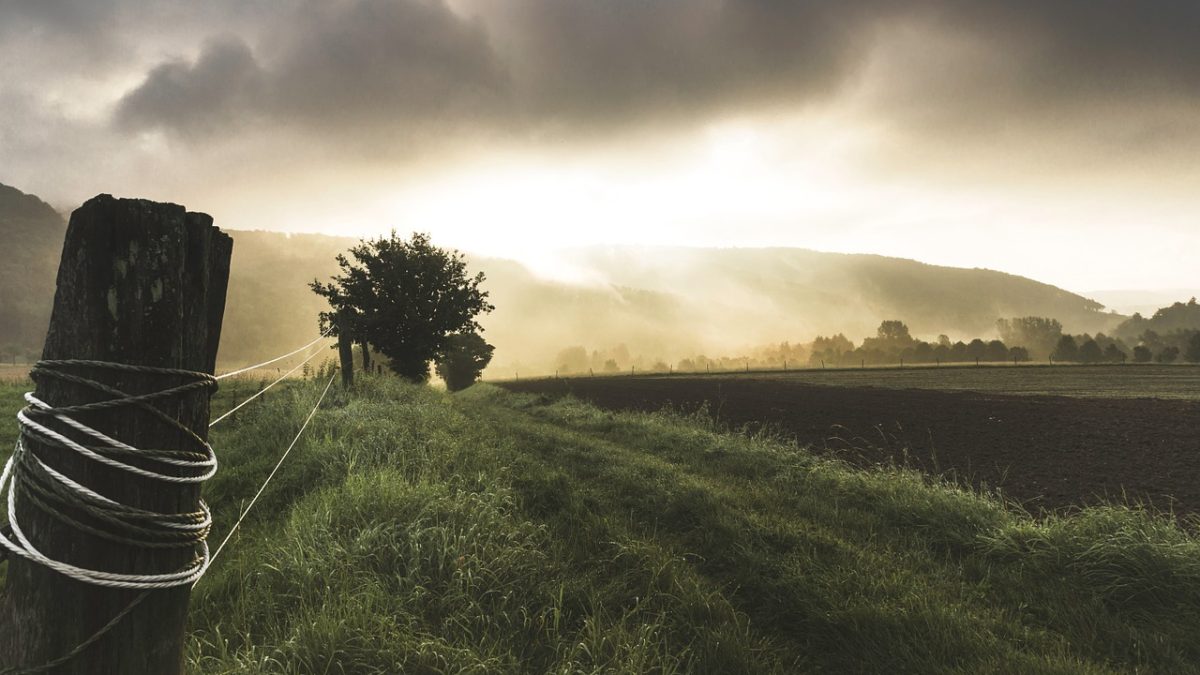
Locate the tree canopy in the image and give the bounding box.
[311,232,494,381]
[436,332,495,391]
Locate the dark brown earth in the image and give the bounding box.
[500,375,1200,516]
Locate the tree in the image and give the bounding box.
[1052,335,1078,362]
[1078,339,1103,364]
[876,320,913,344]
[1186,332,1200,364]
[1157,346,1180,364]
[436,332,494,392]
[1103,343,1126,363]
[913,341,935,363]
[966,338,987,361]
[997,317,1063,358]
[1009,346,1030,362]
[950,341,968,362]
[985,339,1009,362]
[311,232,494,382]
[555,346,589,374]
[1133,345,1152,363]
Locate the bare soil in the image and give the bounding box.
[500,375,1200,516]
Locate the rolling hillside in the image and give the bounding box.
[2,183,1123,373]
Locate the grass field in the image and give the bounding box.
[4,376,1200,672]
[514,363,1200,401]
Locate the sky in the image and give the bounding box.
[2,0,1198,294]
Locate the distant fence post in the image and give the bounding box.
[0,195,231,673]
[337,310,354,388]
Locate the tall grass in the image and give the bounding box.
[3,376,1200,672]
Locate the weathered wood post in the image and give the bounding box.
[360,342,371,374]
[0,195,231,673]
[337,310,354,388]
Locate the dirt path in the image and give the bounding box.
[500,376,1200,516]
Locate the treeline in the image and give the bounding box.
[549,306,1200,375]
[808,321,1029,367]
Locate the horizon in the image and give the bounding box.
[3,1,1199,293]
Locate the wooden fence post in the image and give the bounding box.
[0,195,231,673]
[337,310,354,388]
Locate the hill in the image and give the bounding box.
[1113,298,1200,342]
[561,245,1121,342]
[1,183,1123,373]
[5,376,1192,672]
[0,184,66,359]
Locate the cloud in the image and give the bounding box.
[113,0,509,144]
[110,0,883,145]
[11,0,1200,214]
[114,37,264,137]
[104,0,1200,156]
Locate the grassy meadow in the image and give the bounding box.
[2,375,1200,672]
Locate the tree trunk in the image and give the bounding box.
[337,312,354,388]
[0,195,231,673]
[360,342,371,373]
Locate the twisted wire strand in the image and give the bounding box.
[0,360,218,589]
[215,328,333,381]
[207,371,336,567]
[209,341,329,428]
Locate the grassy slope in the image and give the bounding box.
[4,377,1200,673]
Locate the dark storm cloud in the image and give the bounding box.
[488,0,875,124]
[47,0,1200,157]
[113,0,509,140]
[111,0,883,142]
[115,38,263,136]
